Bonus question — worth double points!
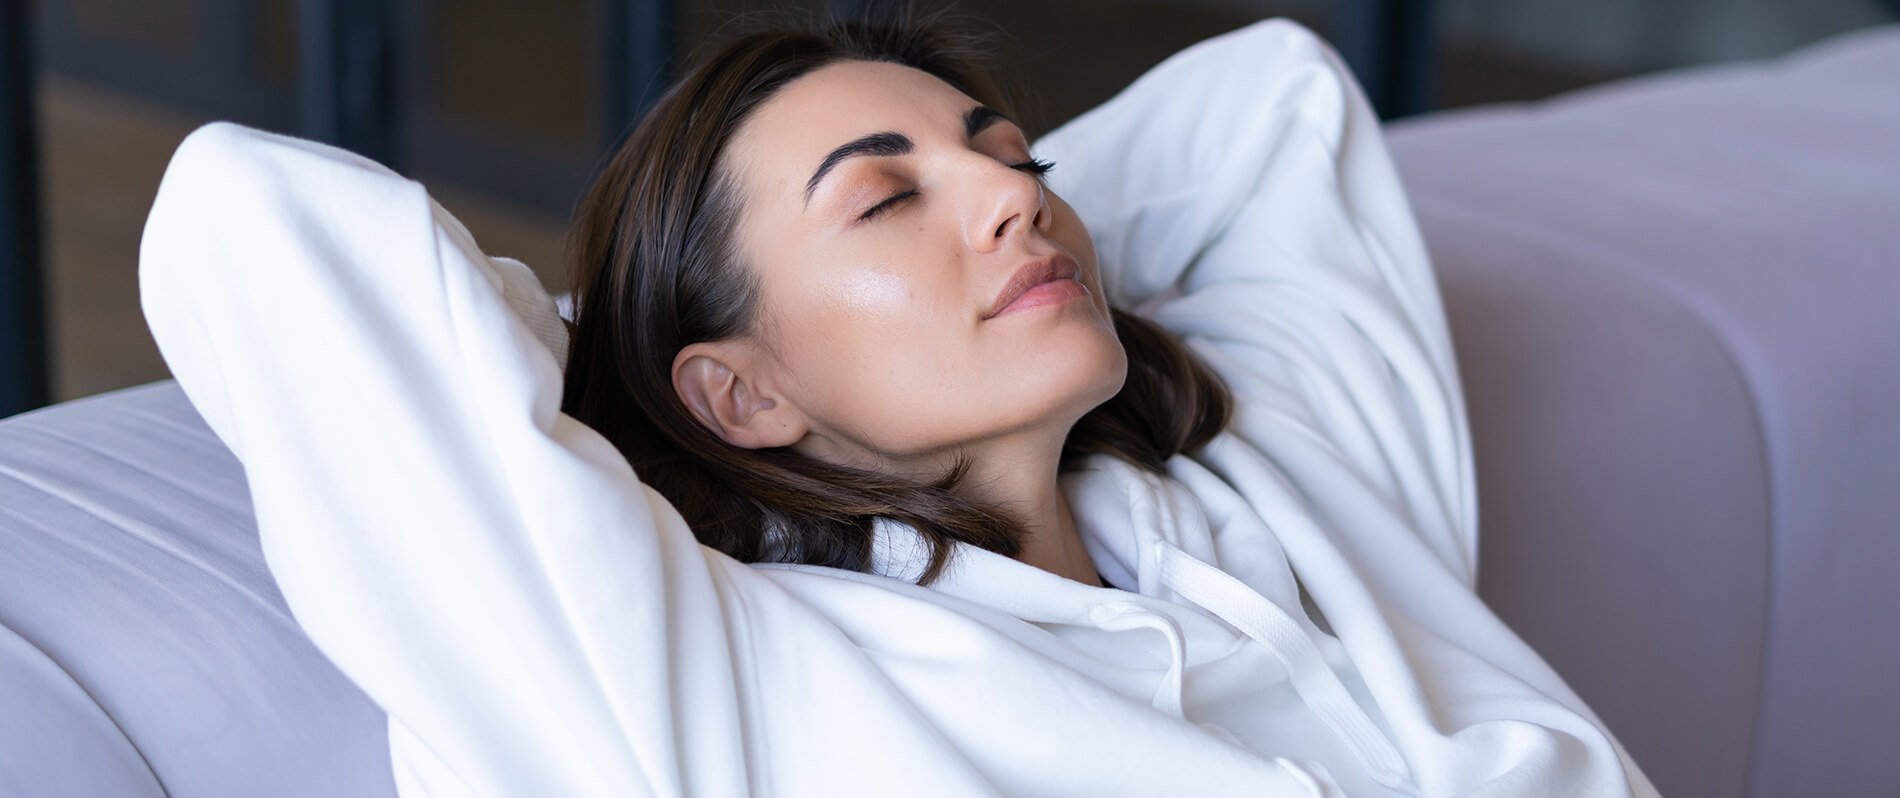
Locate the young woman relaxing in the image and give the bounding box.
[138,10,1658,797]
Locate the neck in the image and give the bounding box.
[955,431,1103,588]
[800,422,1105,587]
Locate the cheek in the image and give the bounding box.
[1053,204,1106,303]
[833,268,915,321]
[773,262,928,347]
[753,204,1121,457]
[771,264,976,416]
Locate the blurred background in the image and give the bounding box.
[0,0,1896,413]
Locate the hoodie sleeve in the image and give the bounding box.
[1033,19,1479,588]
[138,122,753,796]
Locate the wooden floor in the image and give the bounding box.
[34,75,569,404]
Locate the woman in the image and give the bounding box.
[139,9,1658,798]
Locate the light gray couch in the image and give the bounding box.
[1386,23,1900,797]
[3,24,1896,798]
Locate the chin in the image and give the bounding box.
[860,318,1128,458]
[1028,319,1130,423]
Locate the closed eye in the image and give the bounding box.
[857,158,1058,223]
[1015,157,1057,178]
[858,189,918,222]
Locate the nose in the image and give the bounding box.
[962,156,1052,254]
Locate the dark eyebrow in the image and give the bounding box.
[963,104,1009,139]
[802,104,1015,208]
[803,131,912,207]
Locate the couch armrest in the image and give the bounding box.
[1385,24,1900,798]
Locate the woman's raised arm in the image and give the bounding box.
[1035,19,1479,589]
[139,122,753,796]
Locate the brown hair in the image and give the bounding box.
[560,6,1231,585]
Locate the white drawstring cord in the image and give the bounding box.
[1156,543,1416,792]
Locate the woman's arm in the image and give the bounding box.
[139,122,752,796]
[1035,19,1478,588]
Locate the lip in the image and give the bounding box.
[981,253,1083,320]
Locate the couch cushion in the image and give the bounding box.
[0,381,393,797]
[1387,23,1900,798]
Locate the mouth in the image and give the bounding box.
[981,253,1085,320]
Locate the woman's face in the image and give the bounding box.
[703,59,1126,472]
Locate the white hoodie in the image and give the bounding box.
[138,18,1659,798]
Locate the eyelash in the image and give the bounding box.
[857,158,1057,222]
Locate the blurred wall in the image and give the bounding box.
[16,0,1898,403]
[1442,0,1893,72]
[35,0,1900,221]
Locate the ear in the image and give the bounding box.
[671,341,808,449]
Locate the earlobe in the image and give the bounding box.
[672,343,806,449]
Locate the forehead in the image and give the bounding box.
[725,60,983,190]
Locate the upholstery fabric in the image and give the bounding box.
[0,382,396,797]
[1386,23,1900,798]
